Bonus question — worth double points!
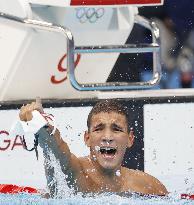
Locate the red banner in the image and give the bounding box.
[0,184,38,194]
[71,0,163,6]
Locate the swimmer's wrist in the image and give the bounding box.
[43,124,56,136]
[19,111,56,135]
[20,110,48,134]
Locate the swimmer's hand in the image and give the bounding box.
[18,97,56,136]
[19,97,44,122]
[18,97,50,135]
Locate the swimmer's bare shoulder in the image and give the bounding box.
[123,167,168,195]
[70,157,168,195]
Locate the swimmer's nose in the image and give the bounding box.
[101,133,114,144]
[101,128,114,144]
[101,138,114,145]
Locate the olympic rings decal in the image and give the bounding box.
[76,8,105,23]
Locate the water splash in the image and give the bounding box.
[0,192,193,205]
[45,150,73,198]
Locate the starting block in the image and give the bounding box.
[0,0,163,101]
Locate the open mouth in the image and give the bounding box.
[99,147,117,156]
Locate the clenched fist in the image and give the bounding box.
[19,98,44,122]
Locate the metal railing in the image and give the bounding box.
[0,10,161,91]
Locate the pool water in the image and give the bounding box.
[1,151,192,205]
[0,193,193,205]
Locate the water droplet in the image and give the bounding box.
[95,146,100,152]
[92,155,97,161]
[115,170,121,177]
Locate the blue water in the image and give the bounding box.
[0,193,193,205]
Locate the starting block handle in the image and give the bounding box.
[69,15,161,91]
[0,10,161,91]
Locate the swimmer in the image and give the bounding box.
[19,99,168,197]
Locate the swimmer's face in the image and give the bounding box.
[84,112,134,171]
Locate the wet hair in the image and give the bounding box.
[87,99,129,132]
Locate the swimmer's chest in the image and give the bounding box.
[75,167,144,193]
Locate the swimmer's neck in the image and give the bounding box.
[88,155,122,178]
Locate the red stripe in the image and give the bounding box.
[0,184,38,194]
[181,194,194,200]
[71,0,162,6]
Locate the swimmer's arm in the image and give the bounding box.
[38,125,82,175]
[19,100,82,176]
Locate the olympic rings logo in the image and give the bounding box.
[76,8,105,23]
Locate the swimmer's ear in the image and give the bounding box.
[84,131,91,147]
[127,130,134,148]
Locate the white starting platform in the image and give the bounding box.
[0,0,163,101]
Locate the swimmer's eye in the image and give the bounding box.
[112,124,124,132]
[113,127,123,132]
[93,128,102,132]
[92,124,104,132]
